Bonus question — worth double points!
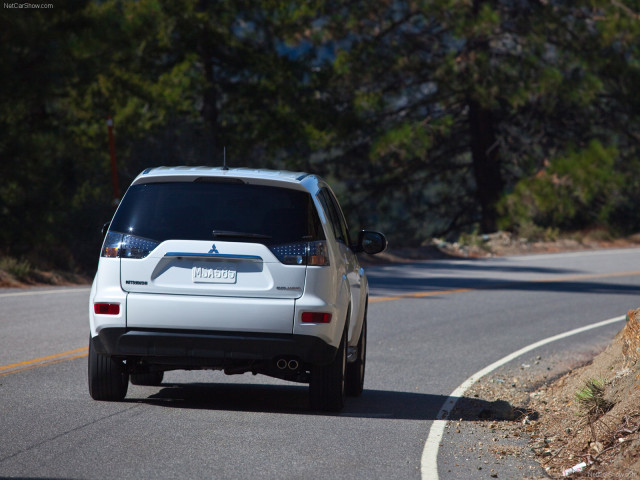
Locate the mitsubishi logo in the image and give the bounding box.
[208,244,219,254]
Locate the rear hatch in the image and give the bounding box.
[104,179,325,331]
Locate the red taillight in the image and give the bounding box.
[301,312,332,323]
[269,241,330,266]
[94,303,120,315]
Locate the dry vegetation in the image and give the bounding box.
[0,256,88,287]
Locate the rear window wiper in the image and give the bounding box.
[212,230,272,240]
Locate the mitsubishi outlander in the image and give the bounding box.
[88,167,386,411]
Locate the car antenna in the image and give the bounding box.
[222,147,229,170]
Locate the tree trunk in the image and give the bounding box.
[468,0,504,233]
[468,98,504,233]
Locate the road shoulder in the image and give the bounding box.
[442,314,640,479]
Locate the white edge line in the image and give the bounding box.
[0,287,90,298]
[420,314,627,480]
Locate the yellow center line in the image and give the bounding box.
[0,347,88,376]
[0,352,88,378]
[370,288,472,303]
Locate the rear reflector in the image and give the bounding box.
[94,303,120,315]
[301,312,332,323]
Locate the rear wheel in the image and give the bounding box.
[346,315,367,397]
[310,328,346,412]
[130,371,164,386]
[88,336,129,401]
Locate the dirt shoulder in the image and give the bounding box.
[453,312,640,479]
[525,311,640,478]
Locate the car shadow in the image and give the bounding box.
[130,382,534,422]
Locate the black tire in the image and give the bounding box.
[309,328,346,412]
[346,314,367,397]
[88,336,129,401]
[130,371,164,386]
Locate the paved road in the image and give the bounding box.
[1,248,640,479]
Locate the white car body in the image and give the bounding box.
[88,167,386,411]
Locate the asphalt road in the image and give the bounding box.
[1,248,640,479]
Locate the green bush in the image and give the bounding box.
[498,140,623,235]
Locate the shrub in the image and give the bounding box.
[499,140,622,235]
[0,257,33,282]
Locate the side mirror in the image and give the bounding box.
[101,222,110,238]
[355,230,387,255]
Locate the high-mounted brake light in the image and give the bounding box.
[301,312,332,323]
[94,303,120,315]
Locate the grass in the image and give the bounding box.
[0,256,33,282]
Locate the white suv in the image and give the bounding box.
[89,167,386,411]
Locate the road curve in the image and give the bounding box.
[1,248,640,479]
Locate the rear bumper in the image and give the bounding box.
[93,327,337,367]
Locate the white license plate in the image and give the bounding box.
[192,265,237,284]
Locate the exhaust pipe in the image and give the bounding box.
[276,358,300,371]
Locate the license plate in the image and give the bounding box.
[192,265,237,284]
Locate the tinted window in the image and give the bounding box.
[110,182,324,245]
[318,188,350,245]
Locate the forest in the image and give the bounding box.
[1,0,639,274]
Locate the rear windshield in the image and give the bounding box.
[110,181,324,245]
